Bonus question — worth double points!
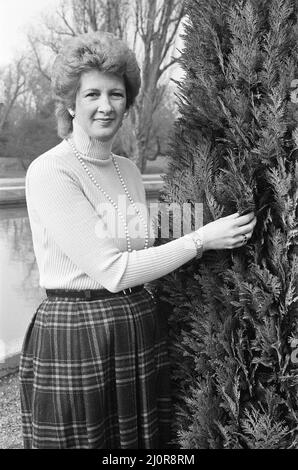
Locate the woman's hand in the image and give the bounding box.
[198,211,257,252]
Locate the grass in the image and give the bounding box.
[0,371,23,449]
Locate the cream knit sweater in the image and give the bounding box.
[25,121,197,292]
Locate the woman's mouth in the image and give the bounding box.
[94,118,114,125]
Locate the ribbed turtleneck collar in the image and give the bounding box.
[70,120,115,161]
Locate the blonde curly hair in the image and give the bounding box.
[51,31,141,138]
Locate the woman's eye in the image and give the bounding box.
[86,92,123,97]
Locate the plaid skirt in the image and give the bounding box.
[19,288,172,449]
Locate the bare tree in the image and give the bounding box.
[71,0,101,33]
[130,0,184,172]
[72,0,130,37]
[0,58,27,134]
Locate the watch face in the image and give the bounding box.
[193,234,203,257]
[194,235,203,247]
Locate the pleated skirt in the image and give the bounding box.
[19,288,172,449]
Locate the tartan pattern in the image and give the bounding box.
[19,289,172,449]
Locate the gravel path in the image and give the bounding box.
[0,371,23,449]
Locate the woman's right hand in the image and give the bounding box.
[198,211,257,252]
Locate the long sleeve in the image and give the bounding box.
[26,146,197,292]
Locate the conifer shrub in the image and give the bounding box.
[154,0,298,448]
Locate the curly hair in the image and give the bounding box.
[51,31,141,138]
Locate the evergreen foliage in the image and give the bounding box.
[155,0,298,448]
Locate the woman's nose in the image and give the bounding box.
[97,94,113,113]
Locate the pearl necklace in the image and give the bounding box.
[67,138,149,252]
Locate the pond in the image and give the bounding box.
[0,205,44,364]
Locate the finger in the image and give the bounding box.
[233,233,251,248]
[242,230,253,240]
[250,217,257,229]
[237,229,250,238]
[240,218,257,233]
[224,212,240,219]
[233,240,247,249]
[235,211,255,226]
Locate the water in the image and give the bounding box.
[0,205,44,363]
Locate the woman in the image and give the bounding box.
[19,31,256,449]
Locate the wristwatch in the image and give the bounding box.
[189,231,204,259]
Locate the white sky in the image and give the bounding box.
[0,0,60,66]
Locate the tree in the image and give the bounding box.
[154,0,298,448]
[0,57,27,135]
[3,101,59,165]
[71,0,131,37]
[130,0,184,172]
[0,58,30,162]
[0,53,60,166]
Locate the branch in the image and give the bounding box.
[57,3,77,36]
[86,0,98,31]
[158,57,178,79]
[152,86,167,113]
[28,35,51,81]
[132,1,138,38]
[160,6,184,65]
[136,0,146,40]
[133,1,139,50]
[157,1,173,41]
[43,25,75,37]
[155,0,168,37]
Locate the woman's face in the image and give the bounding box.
[74,69,127,141]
